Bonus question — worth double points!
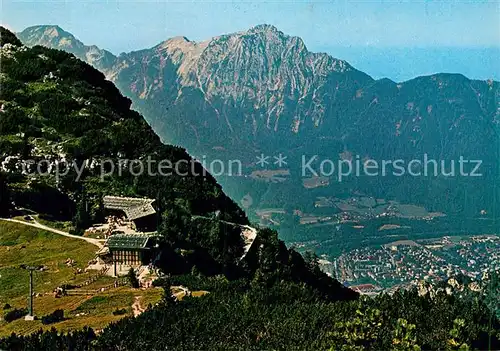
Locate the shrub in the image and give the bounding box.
[4,308,27,322]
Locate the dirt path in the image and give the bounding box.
[0,218,104,248]
[132,296,146,317]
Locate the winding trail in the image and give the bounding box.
[0,218,104,248]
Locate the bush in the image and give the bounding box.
[4,308,27,322]
[112,308,127,316]
[41,309,64,325]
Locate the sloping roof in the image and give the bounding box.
[107,234,152,250]
[103,196,156,220]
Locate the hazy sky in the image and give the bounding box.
[2,0,499,81]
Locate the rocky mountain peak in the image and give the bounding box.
[14,24,362,131]
[25,24,66,34]
[66,24,360,131]
[11,24,500,232]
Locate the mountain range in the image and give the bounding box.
[17,24,500,248]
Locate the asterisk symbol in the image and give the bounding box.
[256,154,270,168]
[273,153,287,167]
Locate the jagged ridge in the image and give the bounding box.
[16,24,500,219]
